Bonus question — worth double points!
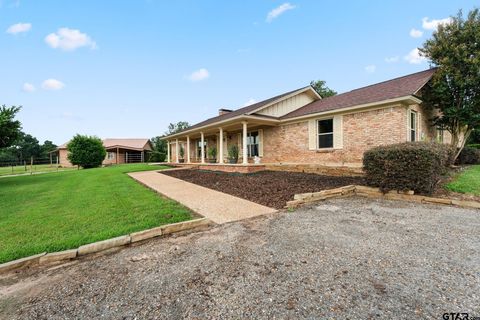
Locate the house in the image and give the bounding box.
[163,69,451,173]
[57,138,153,167]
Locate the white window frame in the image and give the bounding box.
[317,118,334,149]
[107,152,115,160]
[409,110,418,142]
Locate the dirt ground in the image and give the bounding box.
[1,197,479,319]
[163,169,364,208]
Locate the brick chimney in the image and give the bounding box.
[219,108,233,116]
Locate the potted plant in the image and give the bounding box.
[227,144,239,164]
[179,145,185,163]
[207,146,217,163]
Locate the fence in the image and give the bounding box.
[0,156,76,177]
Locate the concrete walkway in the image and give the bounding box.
[128,170,277,224]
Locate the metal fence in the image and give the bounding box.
[0,157,75,177]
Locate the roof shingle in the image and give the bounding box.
[281,68,435,119]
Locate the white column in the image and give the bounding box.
[242,121,248,164]
[186,136,190,163]
[175,138,179,163]
[219,128,224,164]
[200,132,205,164]
[167,140,170,163]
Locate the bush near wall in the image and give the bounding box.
[467,144,480,149]
[457,146,480,165]
[363,142,454,194]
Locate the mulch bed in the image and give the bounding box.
[162,169,365,209]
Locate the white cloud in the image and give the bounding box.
[45,28,96,51]
[41,79,65,90]
[243,98,257,107]
[6,22,31,34]
[385,56,399,63]
[409,28,423,38]
[266,3,296,22]
[364,65,376,73]
[422,17,453,30]
[22,82,35,92]
[404,48,426,64]
[187,68,209,82]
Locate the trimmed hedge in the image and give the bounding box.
[363,142,454,194]
[457,146,480,165]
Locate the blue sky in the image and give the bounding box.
[0,0,477,144]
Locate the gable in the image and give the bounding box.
[255,92,317,117]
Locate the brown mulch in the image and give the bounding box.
[162,169,365,209]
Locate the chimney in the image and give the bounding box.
[219,108,233,116]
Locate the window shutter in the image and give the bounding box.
[258,129,264,157]
[308,119,317,150]
[223,133,228,158]
[333,115,343,149]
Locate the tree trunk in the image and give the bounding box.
[452,126,472,161]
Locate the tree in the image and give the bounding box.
[40,140,57,158]
[67,135,106,168]
[149,136,167,162]
[309,80,337,98]
[166,121,190,135]
[420,9,480,159]
[0,105,22,149]
[15,133,41,161]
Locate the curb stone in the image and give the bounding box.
[0,252,46,273]
[288,185,480,211]
[0,218,214,275]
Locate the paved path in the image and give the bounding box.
[128,170,277,224]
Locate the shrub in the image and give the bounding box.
[67,134,106,168]
[148,151,166,162]
[457,146,480,164]
[468,144,480,149]
[227,144,239,163]
[363,142,454,194]
[208,146,217,159]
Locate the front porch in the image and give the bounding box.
[165,116,277,166]
[166,162,267,174]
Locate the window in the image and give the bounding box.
[247,131,259,157]
[317,119,334,148]
[409,110,417,142]
[107,152,115,160]
[197,140,206,159]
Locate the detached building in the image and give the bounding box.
[57,138,152,167]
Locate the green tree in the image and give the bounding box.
[309,80,337,98]
[0,105,22,149]
[67,135,106,168]
[420,9,480,159]
[40,140,57,158]
[15,133,42,161]
[149,136,167,162]
[166,121,190,135]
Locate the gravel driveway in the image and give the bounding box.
[1,197,479,319]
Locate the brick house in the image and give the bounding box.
[57,139,152,167]
[164,69,450,173]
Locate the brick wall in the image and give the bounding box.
[262,104,442,166]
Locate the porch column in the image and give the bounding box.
[186,136,191,163]
[242,121,248,164]
[219,128,224,164]
[167,140,170,163]
[200,132,205,164]
[175,138,179,163]
[116,147,119,165]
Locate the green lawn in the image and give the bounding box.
[445,165,480,195]
[0,164,192,264]
[0,163,76,176]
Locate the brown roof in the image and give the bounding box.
[58,138,152,150]
[174,86,312,134]
[281,68,436,119]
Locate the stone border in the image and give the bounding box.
[0,218,212,274]
[286,185,480,210]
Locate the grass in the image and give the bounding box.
[445,165,480,195]
[0,163,76,176]
[0,164,192,264]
